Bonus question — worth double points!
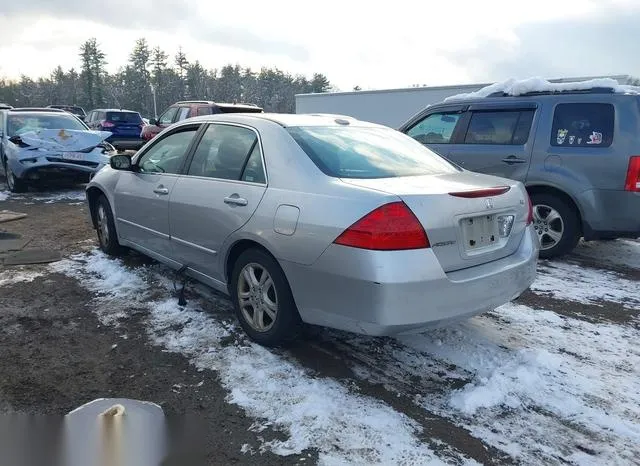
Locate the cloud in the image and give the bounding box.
[448,4,640,82]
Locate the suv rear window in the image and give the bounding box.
[551,103,614,147]
[287,126,459,179]
[107,111,142,123]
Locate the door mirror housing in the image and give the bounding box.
[110,154,133,171]
[149,118,158,126]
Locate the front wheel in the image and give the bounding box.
[530,193,581,259]
[230,248,302,347]
[95,195,125,256]
[3,156,27,193]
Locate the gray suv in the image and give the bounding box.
[399,87,640,258]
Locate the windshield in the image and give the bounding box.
[107,111,143,123]
[7,113,88,137]
[287,125,460,179]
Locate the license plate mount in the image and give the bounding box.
[62,152,85,161]
[461,214,499,251]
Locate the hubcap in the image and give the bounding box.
[237,263,278,332]
[532,204,564,250]
[97,205,110,246]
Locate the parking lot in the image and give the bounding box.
[0,183,638,465]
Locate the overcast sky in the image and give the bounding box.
[1,0,639,91]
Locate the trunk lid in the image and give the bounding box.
[341,172,530,272]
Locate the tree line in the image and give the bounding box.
[0,38,332,116]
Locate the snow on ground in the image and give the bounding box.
[0,189,86,204]
[0,268,43,287]
[395,303,640,465]
[0,191,8,201]
[444,77,639,102]
[531,260,640,310]
[573,239,640,270]
[51,250,469,465]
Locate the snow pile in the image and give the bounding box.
[54,250,459,465]
[445,77,639,102]
[0,269,43,287]
[0,191,8,201]
[531,261,640,309]
[399,303,640,464]
[573,239,640,270]
[31,190,86,204]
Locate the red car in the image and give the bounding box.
[141,101,263,141]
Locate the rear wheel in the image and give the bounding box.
[530,192,580,259]
[230,248,302,347]
[95,195,125,256]
[2,156,27,193]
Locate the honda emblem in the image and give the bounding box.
[485,198,494,209]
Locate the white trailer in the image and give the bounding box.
[295,75,636,129]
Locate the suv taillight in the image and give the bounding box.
[625,156,640,192]
[333,202,430,250]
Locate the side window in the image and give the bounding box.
[158,107,178,125]
[187,124,258,181]
[464,111,523,145]
[241,144,266,183]
[137,127,199,174]
[406,113,461,144]
[177,107,191,121]
[197,106,212,116]
[551,103,614,147]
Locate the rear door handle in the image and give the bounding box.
[501,155,527,165]
[153,186,169,195]
[224,196,248,206]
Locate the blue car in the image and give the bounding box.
[85,109,146,151]
[0,108,114,192]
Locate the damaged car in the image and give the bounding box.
[0,108,115,192]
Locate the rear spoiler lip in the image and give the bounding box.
[448,186,511,198]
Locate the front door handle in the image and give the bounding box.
[501,155,527,165]
[224,196,248,206]
[153,186,169,195]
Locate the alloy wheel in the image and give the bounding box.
[237,263,278,332]
[96,204,110,247]
[532,204,564,250]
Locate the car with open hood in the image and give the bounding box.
[1,108,115,192]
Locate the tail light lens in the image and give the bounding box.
[526,194,533,225]
[101,120,115,128]
[624,156,640,192]
[334,202,430,250]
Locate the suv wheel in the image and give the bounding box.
[3,156,27,193]
[530,193,580,259]
[230,248,302,347]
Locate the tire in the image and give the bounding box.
[530,192,581,259]
[2,155,28,193]
[95,195,125,256]
[230,248,302,347]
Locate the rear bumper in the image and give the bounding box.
[578,189,640,239]
[281,225,539,336]
[106,137,144,150]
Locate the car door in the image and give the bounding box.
[113,123,202,259]
[446,103,537,181]
[169,123,267,283]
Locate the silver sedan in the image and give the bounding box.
[86,113,539,346]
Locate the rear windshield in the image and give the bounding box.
[286,126,460,179]
[7,113,87,137]
[107,112,143,123]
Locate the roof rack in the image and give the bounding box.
[176,100,212,104]
[487,87,618,98]
[10,107,66,112]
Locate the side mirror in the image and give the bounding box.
[110,154,133,171]
[149,118,158,126]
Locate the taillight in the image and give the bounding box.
[526,194,533,225]
[101,120,115,128]
[334,202,430,250]
[624,156,640,192]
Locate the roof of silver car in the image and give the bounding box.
[186,112,380,128]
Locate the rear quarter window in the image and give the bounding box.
[551,103,614,147]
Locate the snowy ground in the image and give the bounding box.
[1,189,638,465]
[44,239,640,465]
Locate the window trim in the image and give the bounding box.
[182,122,268,186]
[549,102,615,149]
[132,123,204,176]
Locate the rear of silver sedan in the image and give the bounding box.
[281,124,539,336]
